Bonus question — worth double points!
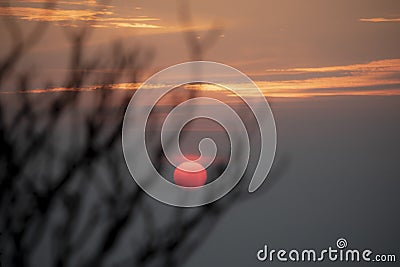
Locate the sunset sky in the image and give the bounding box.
[0,0,399,97]
[1,3,400,266]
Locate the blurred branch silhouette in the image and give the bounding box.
[0,1,285,267]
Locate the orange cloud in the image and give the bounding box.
[250,59,400,97]
[0,1,223,34]
[0,3,164,29]
[189,59,400,98]
[2,59,399,98]
[0,7,112,21]
[359,18,400,22]
[14,0,108,7]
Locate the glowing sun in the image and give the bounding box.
[173,161,207,187]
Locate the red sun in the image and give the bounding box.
[173,161,207,187]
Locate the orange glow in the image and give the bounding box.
[0,7,112,21]
[174,161,207,187]
[0,6,163,29]
[359,18,400,23]
[1,59,399,99]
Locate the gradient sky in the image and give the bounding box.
[0,0,399,97]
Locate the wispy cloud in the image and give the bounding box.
[359,17,400,23]
[0,1,164,29]
[0,7,112,21]
[254,59,400,97]
[11,0,110,8]
[2,59,399,98]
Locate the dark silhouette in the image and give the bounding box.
[0,1,285,266]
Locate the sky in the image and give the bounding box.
[0,0,399,97]
[1,2,399,266]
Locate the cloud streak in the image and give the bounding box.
[0,1,164,29]
[252,59,400,97]
[359,17,400,23]
[2,59,399,98]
